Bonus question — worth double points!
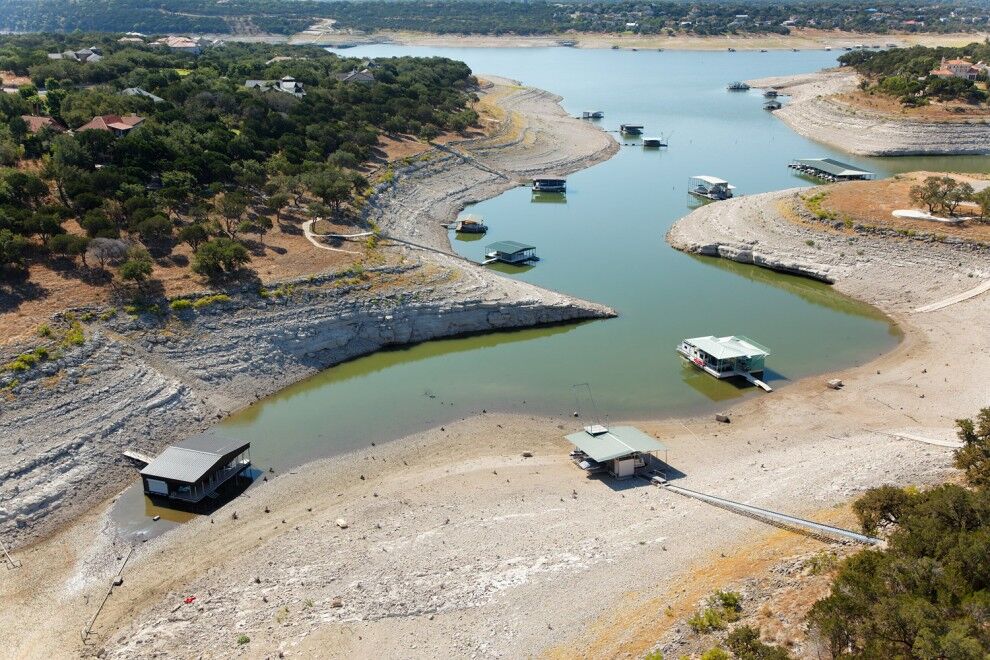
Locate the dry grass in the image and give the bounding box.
[819,172,990,243]
[835,89,990,122]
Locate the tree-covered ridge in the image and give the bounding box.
[0,0,987,37]
[0,35,478,286]
[807,408,990,658]
[839,43,990,105]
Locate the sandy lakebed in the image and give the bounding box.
[749,68,990,156]
[2,167,989,657]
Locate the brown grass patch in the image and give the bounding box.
[836,90,990,122]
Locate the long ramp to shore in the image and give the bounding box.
[656,480,881,545]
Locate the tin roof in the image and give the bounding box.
[487,241,535,254]
[795,158,872,178]
[566,425,666,463]
[692,175,734,187]
[141,433,249,483]
[685,335,769,360]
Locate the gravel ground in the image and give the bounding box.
[749,69,990,155]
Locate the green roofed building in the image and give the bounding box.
[566,425,667,479]
[484,241,538,265]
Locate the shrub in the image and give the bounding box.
[193,294,231,309]
[170,299,194,311]
[192,238,250,279]
[236,634,250,645]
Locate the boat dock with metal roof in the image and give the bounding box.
[676,335,773,391]
[566,425,667,479]
[139,433,252,504]
[688,175,736,201]
[788,158,873,182]
[483,241,538,265]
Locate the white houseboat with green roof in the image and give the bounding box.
[677,335,773,391]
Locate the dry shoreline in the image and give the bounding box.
[750,69,990,155]
[0,78,618,549]
[2,186,986,658]
[281,27,990,52]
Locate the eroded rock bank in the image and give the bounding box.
[750,69,990,156]
[0,78,619,548]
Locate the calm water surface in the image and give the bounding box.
[117,47,990,534]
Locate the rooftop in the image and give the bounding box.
[685,335,770,360]
[795,158,872,178]
[692,175,735,188]
[487,240,535,254]
[566,425,666,463]
[141,433,249,484]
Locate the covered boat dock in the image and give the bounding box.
[677,335,772,391]
[789,158,873,183]
[483,241,538,265]
[140,434,252,504]
[567,425,667,479]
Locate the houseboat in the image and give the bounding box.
[763,88,779,98]
[676,335,773,391]
[764,99,782,111]
[727,81,750,91]
[454,214,487,234]
[582,110,605,119]
[566,424,667,479]
[642,136,667,148]
[533,177,566,193]
[484,241,538,265]
[620,124,644,135]
[140,433,252,504]
[688,175,736,201]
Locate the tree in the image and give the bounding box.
[86,237,129,270]
[852,484,914,535]
[944,181,974,217]
[135,214,173,245]
[192,237,250,279]
[215,192,249,237]
[157,170,196,218]
[0,228,29,270]
[303,167,353,215]
[178,222,210,251]
[955,408,990,488]
[970,188,990,221]
[119,246,154,289]
[238,215,273,247]
[80,210,118,239]
[47,233,90,267]
[910,176,953,215]
[266,192,291,223]
[726,626,790,660]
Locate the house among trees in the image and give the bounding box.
[930,57,988,80]
[77,114,144,136]
[150,36,202,54]
[21,115,66,134]
[335,69,375,84]
[120,87,165,103]
[47,46,102,63]
[245,76,306,97]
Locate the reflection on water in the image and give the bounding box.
[531,192,567,204]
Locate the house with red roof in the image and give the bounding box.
[930,57,987,81]
[76,114,144,137]
[21,115,67,134]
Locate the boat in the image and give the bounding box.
[532,177,566,193]
[727,47,736,52]
[763,88,779,98]
[642,136,667,148]
[727,81,750,91]
[484,241,538,265]
[763,99,782,111]
[676,335,773,391]
[582,110,605,120]
[688,175,735,200]
[453,214,487,234]
[620,123,644,135]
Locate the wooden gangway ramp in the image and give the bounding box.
[655,479,880,545]
[742,372,773,392]
[122,450,153,466]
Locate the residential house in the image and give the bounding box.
[120,87,164,103]
[244,76,306,97]
[47,47,103,63]
[930,57,987,80]
[334,69,375,84]
[151,36,202,54]
[77,114,144,137]
[20,115,66,134]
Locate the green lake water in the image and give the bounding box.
[115,47,990,534]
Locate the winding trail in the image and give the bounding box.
[913,278,990,313]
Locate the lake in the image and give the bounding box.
[115,46,990,534]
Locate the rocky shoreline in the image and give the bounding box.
[750,69,990,156]
[0,79,618,548]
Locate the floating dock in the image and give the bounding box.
[688,175,736,201]
[620,123,644,135]
[677,335,772,391]
[567,425,667,479]
[788,158,873,183]
[483,241,538,265]
[140,434,252,504]
[532,177,566,193]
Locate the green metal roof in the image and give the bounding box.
[795,158,872,178]
[487,241,535,254]
[565,425,666,463]
[685,335,769,360]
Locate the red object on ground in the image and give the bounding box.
[184,596,196,604]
